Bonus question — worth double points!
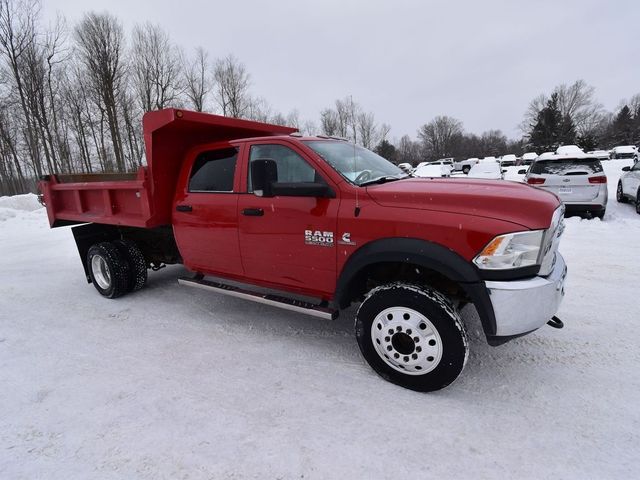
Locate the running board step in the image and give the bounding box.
[178,276,339,320]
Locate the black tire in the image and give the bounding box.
[595,210,606,220]
[636,189,640,215]
[87,242,130,299]
[355,283,468,392]
[462,166,471,174]
[114,239,148,292]
[616,182,627,203]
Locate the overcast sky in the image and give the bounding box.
[43,0,640,140]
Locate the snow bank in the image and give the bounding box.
[0,193,44,222]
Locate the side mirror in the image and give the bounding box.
[271,182,335,198]
[251,159,278,197]
[501,169,507,174]
[517,169,527,175]
[622,166,631,172]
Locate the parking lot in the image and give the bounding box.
[0,159,639,479]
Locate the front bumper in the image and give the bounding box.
[485,253,567,337]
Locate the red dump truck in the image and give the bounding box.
[40,108,567,392]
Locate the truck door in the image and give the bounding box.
[623,161,640,197]
[237,142,339,297]
[173,146,244,277]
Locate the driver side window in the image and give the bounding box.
[632,161,640,171]
[247,144,324,192]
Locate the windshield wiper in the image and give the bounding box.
[359,175,408,187]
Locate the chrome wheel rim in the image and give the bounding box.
[371,307,443,375]
[91,255,111,290]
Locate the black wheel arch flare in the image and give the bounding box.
[334,237,498,337]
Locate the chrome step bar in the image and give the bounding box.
[178,276,339,320]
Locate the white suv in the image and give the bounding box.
[525,154,608,219]
[617,160,640,214]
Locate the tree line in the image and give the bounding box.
[1,0,638,196]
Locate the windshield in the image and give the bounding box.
[530,159,603,175]
[304,140,405,186]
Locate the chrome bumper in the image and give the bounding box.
[485,253,567,337]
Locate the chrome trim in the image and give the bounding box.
[539,206,564,276]
[486,253,567,336]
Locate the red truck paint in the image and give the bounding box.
[39,108,567,391]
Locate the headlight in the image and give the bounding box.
[473,230,544,270]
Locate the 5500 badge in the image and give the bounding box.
[304,230,334,247]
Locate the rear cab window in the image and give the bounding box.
[189,147,239,192]
[530,158,603,176]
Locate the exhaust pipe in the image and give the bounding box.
[547,316,564,329]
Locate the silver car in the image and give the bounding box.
[525,154,608,219]
[617,160,640,214]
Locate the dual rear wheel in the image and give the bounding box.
[87,240,147,298]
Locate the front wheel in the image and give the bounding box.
[462,166,471,174]
[355,283,468,392]
[617,182,627,203]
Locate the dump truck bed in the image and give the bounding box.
[39,109,297,228]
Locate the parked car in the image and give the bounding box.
[610,145,638,160]
[500,154,517,167]
[397,162,413,173]
[427,158,454,175]
[454,157,479,174]
[587,150,610,160]
[617,160,640,214]
[537,152,555,160]
[525,154,607,219]
[413,164,451,178]
[556,145,584,156]
[519,152,538,166]
[468,161,503,180]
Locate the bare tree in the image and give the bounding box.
[418,115,464,159]
[183,46,209,112]
[357,111,377,148]
[396,134,421,166]
[74,12,126,172]
[131,23,182,112]
[320,108,338,136]
[213,54,250,117]
[521,80,604,137]
[0,0,42,176]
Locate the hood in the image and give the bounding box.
[366,177,560,229]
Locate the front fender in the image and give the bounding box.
[334,237,497,336]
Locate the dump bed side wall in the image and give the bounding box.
[40,167,153,228]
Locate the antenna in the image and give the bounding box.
[352,95,360,217]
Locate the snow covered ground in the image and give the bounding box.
[1,160,639,479]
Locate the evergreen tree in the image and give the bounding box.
[529,93,563,152]
[374,139,397,163]
[612,105,634,144]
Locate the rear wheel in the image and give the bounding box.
[616,182,627,203]
[87,242,130,298]
[114,239,147,292]
[355,283,468,392]
[636,189,640,215]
